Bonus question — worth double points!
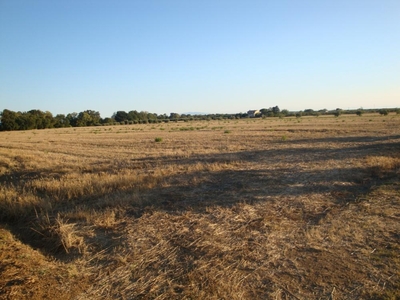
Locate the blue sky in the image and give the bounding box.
[0,0,399,117]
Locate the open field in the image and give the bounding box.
[0,113,399,299]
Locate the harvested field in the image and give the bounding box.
[1,113,399,299]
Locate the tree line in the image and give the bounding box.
[0,107,398,131]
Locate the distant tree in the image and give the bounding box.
[85,110,101,125]
[304,109,314,116]
[260,108,271,116]
[259,106,280,117]
[138,111,149,121]
[128,110,140,121]
[15,111,32,130]
[0,109,19,131]
[21,110,35,129]
[333,108,342,117]
[101,117,114,124]
[379,109,389,116]
[147,113,158,122]
[356,109,364,116]
[113,111,129,123]
[76,111,91,127]
[281,109,289,116]
[75,110,100,127]
[266,111,275,117]
[272,106,280,115]
[318,109,328,115]
[169,112,180,120]
[66,112,78,127]
[42,111,55,128]
[158,113,168,120]
[54,114,70,128]
[27,109,49,129]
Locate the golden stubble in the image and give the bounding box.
[0,114,400,299]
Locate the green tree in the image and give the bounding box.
[0,109,19,131]
[85,110,101,125]
[67,112,78,127]
[54,114,70,128]
[281,109,289,116]
[147,112,158,122]
[75,110,100,127]
[101,117,114,125]
[15,112,32,130]
[27,110,45,129]
[76,112,90,127]
[128,110,140,122]
[272,106,280,115]
[8,109,54,130]
[318,109,328,115]
[42,111,55,128]
[260,108,271,116]
[113,111,129,123]
[138,111,149,122]
[169,112,180,120]
[333,108,342,117]
[379,109,389,116]
[304,109,314,116]
[158,113,168,120]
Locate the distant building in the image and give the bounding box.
[247,110,260,118]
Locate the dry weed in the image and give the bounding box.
[33,213,91,254]
[365,155,400,178]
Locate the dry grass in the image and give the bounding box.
[32,213,92,254]
[0,113,399,299]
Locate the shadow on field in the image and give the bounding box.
[141,165,378,213]
[124,135,400,166]
[285,134,400,145]
[126,135,400,216]
[1,135,399,258]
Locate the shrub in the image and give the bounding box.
[154,137,163,143]
[379,109,389,116]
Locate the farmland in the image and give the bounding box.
[0,113,399,299]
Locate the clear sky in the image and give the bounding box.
[1,0,399,117]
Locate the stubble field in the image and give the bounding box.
[0,114,399,299]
